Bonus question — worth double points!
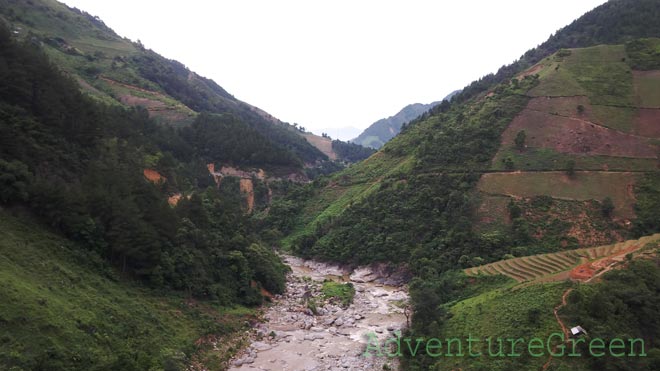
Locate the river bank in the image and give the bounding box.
[228,255,409,371]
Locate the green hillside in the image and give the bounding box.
[282,0,660,269]
[0,15,288,370]
[0,210,253,370]
[3,0,660,370]
[0,0,326,165]
[271,1,660,369]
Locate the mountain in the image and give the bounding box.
[4,0,660,370]
[0,1,297,369]
[0,0,327,167]
[267,0,660,369]
[351,90,460,149]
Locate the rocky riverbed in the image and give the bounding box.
[228,255,409,371]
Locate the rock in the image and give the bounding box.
[251,341,272,351]
[350,267,378,283]
[311,326,324,332]
[354,314,362,320]
[304,333,324,341]
[387,325,395,331]
[334,318,344,327]
[323,317,336,326]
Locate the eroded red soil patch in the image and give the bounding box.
[526,96,592,119]
[143,169,166,183]
[501,108,657,158]
[516,63,544,79]
[119,94,167,109]
[633,108,660,138]
[569,243,640,282]
[569,263,595,280]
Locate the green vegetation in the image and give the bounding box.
[0,26,289,305]
[409,282,570,371]
[0,0,327,165]
[634,173,660,236]
[451,0,660,105]
[591,105,636,133]
[492,147,658,172]
[626,38,660,70]
[558,260,660,370]
[331,139,375,162]
[564,45,634,106]
[321,281,356,307]
[478,172,640,218]
[514,130,526,151]
[276,3,660,370]
[3,0,660,370]
[183,113,301,168]
[601,196,615,217]
[0,210,252,370]
[633,71,660,108]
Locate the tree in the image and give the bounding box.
[601,197,615,217]
[502,157,515,170]
[514,130,526,151]
[565,159,576,177]
[508,199,522,219]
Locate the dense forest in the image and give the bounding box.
[331,139,375,163]
[134,51,327,164]
[0,24,288,305]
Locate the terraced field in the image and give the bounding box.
[465,234,660,282]
[477,171,640,218]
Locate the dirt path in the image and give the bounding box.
[228,256,408,371]
[543,288,573,371]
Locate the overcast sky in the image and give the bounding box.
[62,0,606,137]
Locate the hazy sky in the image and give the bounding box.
[62,0,606,136]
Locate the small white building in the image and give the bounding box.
[570,325,587,337]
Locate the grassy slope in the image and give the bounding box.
[0,210,251,370]
[436,281,571,371]
[478,171,639,218]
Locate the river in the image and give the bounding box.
[229,255,409,371]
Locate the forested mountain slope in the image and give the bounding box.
[0,0,328,166]
[282,0,660,272]
[0,16,288,370]
[271,2,660,368]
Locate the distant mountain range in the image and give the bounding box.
[351,90,460,148]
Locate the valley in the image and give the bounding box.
[228,256,408,371]
[1,0,660,370]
